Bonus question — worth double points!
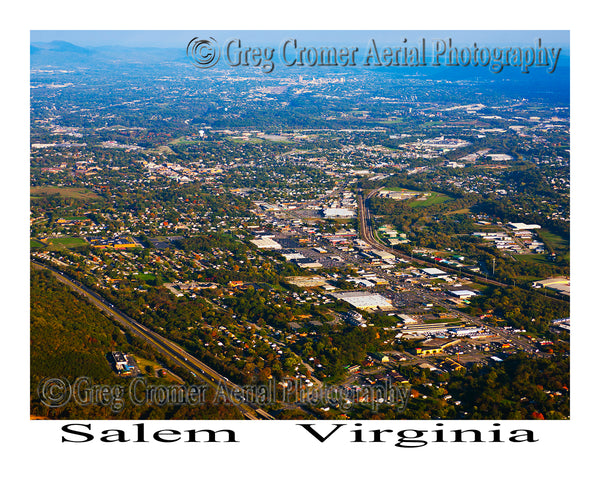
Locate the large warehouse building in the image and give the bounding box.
[331,291,394,311]
[250,236,282,249]
[323,208,356,218]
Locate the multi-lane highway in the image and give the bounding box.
[31,260,275,420]
[30,186,555,420]
[355,189,549,353]
[358,188,568,306]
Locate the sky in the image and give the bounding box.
[30,30,570,49]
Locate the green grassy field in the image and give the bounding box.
[378,118,407,124]
[409,191,453,207]
[60,216,89,221]
[146,145,176,155]
[227,136,264,144]
[48,237,88,249]
[30,186,101,201]
[382,188,452,207]
[537,229,569,255]
[168,136,199,146]
[514,275,543,282]
[30,239,45,249]
[513,253,553,266]
[445,207,472,215]
[131,355,170,377]
[134,273,156,281]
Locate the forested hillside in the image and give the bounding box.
[30,267,241,419]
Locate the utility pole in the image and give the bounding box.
[492,258,495,276]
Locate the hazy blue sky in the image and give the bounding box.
[30,30,569,49]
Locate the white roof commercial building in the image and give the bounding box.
[331,291,394,311]
[450,290,478,299]
[250,236,282,250]
[507,222,541,231]
[295,258,323,269]
[421,267,449,277]
[323,208,356,218]
[372,249,396,260]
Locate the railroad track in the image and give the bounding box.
[359,189,515,288]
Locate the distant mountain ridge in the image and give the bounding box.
[31,40,94,54]
[30,41,187,66]
[29,40,568,101]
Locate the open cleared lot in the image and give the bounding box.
[537,229,569,254]
[409,191,453,207]
[30,186,101,201]
[47,236,88,249]
[513,253,554,266]
[30,239,45,249]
